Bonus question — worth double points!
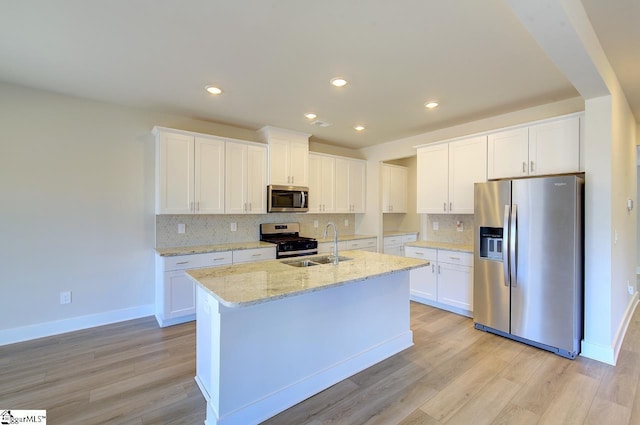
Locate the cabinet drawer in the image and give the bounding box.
[233,247,277,264]
[383,236,402,245]
[163,251,232,271]
[437,250,473,267]
[402,234,418,243]
[347,238,376,250]
[404,246,437,261]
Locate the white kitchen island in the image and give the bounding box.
[187,250,428,425]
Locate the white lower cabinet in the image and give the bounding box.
[318,237,377,254]
[405,247,473,317]
[155,247,276,327]
[383,234,418,256]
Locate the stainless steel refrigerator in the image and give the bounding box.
[473,175,583,359]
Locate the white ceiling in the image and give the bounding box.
[0,1,636,149]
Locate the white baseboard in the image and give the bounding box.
[0,304,155,346]
[581,293,639,365]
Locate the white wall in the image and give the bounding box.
[0,82,258,344]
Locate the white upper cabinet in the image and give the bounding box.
[335,158,366,213]
[488,115,580,179]
[448,136,487,214]
[381,163,408,213]
[417,136,487,214]
[487,128,529,179]
[308,153,335,213]
[155,128,225,215]
[417,143,448,213]
[225,141,267,214]
[528,116,580,176]
[259,126,310,186]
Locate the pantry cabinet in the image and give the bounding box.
[417,136,487,214]
[225,141,267,214]
[405,247,473,317]
[487,115,580,179]
[155,128,225,214]
[335,158,366,213]
[308,153,335,213]
[381,164,408,213]
[259,126,310,186]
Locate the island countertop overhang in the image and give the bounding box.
[187,250,429,308]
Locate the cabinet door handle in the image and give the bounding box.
[190,201,194,212]
[176,261,189,265]
[196,201,200,212]
[249,202,252,211]
[252,253,261,257]
[213,257,226,261]
[530,161,534,173]
[438,265,441,274]
[449,202,452,212]
[522,161,526,173]
[443,202,446,212]
[431,263,435,273]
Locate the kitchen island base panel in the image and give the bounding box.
[196,272,413,425]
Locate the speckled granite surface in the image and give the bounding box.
[156,241,276,256]
[188,250,429,307]
[404,241,473,253]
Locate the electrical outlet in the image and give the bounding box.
[177,223,185,234]
[456,221,464,232]
[60,291,72,304]
[314,220,318,228]
[230,222,237,232]
[433,221,439,231]
[344,219,349,227]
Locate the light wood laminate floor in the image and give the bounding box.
[2,302,640,424]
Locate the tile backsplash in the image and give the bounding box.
[156,213,356,248]
[425,214,474,245]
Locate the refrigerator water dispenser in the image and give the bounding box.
[479,227,503,260]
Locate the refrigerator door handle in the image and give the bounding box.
[503,205,510,287]
[510,204,518,287]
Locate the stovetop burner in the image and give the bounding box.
[260,223,318,259]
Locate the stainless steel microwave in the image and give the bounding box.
[267,185,309,212]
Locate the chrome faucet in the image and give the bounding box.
[323,222,339,265]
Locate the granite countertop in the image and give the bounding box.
[404,240,473,253]
[188,250,428,308]
[156,241,276,257]
[383,231,419,237]
[314,234,377,244]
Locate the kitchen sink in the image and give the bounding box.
[282,255,353,268]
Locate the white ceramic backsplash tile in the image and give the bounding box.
[425,214,474,245]
[156,213,356,248]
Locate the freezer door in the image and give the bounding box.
[510,175,582,353]
[474,180,511,333]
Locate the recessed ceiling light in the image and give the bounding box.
[304,113,317,120]
[205,85,222,95]
[354,125,365,132]
[330,77,348,88]
[424,101,439,109]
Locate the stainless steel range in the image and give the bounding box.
[260,223,317,259]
